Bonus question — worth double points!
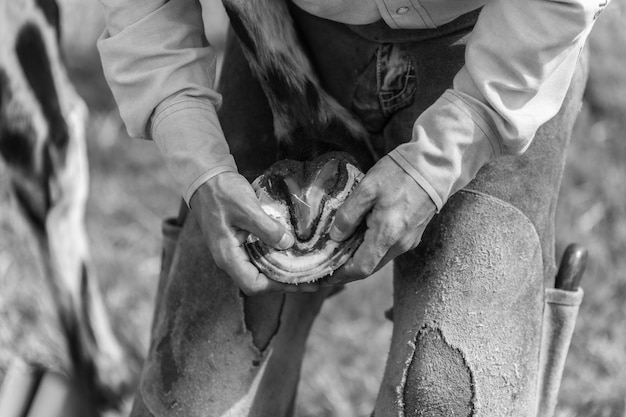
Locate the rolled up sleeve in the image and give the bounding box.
[97,0,237,202]
[390,0,607,210]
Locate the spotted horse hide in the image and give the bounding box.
[0,0,137,412]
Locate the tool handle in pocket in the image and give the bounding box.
[555,243,587,291]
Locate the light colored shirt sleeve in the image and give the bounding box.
[390,0,607,211]
[97,0,607,209]
[97,0,237,203]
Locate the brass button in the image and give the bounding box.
[396,6,409,14]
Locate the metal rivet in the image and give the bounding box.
[396,6,409,14]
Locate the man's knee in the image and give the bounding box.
[375,191,546,417]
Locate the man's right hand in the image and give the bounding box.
[189,172,320,295]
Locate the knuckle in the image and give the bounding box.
[354,262,375,278]
[398,238,414,254]
[379,222,402,247]
[249,276,277,296]
[412,235,423,249]
[240,279,266,296]
[381,228,398,245]
[210,244,230,266]
[357,179,377,201]
[212,252,229,271]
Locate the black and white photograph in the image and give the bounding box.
[0,0,624,416]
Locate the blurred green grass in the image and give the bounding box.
[1,1,625,416]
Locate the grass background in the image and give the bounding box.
[1,1,625,416]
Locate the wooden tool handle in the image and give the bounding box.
[555,244,588,291]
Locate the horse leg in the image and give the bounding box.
[220,0,376,166]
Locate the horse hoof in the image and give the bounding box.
[245,152,364,284]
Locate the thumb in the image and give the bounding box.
[330,182,376,242]
[241,203,294,250]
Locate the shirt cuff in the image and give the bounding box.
[389,89,500,210]
[149,98,238,203]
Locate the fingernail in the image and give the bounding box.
[276,232,294,250]
[329,224,344,242]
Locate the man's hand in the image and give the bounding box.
[189,172,320,295]
[324,156,437,285]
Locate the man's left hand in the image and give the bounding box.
[323,155,437,285]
